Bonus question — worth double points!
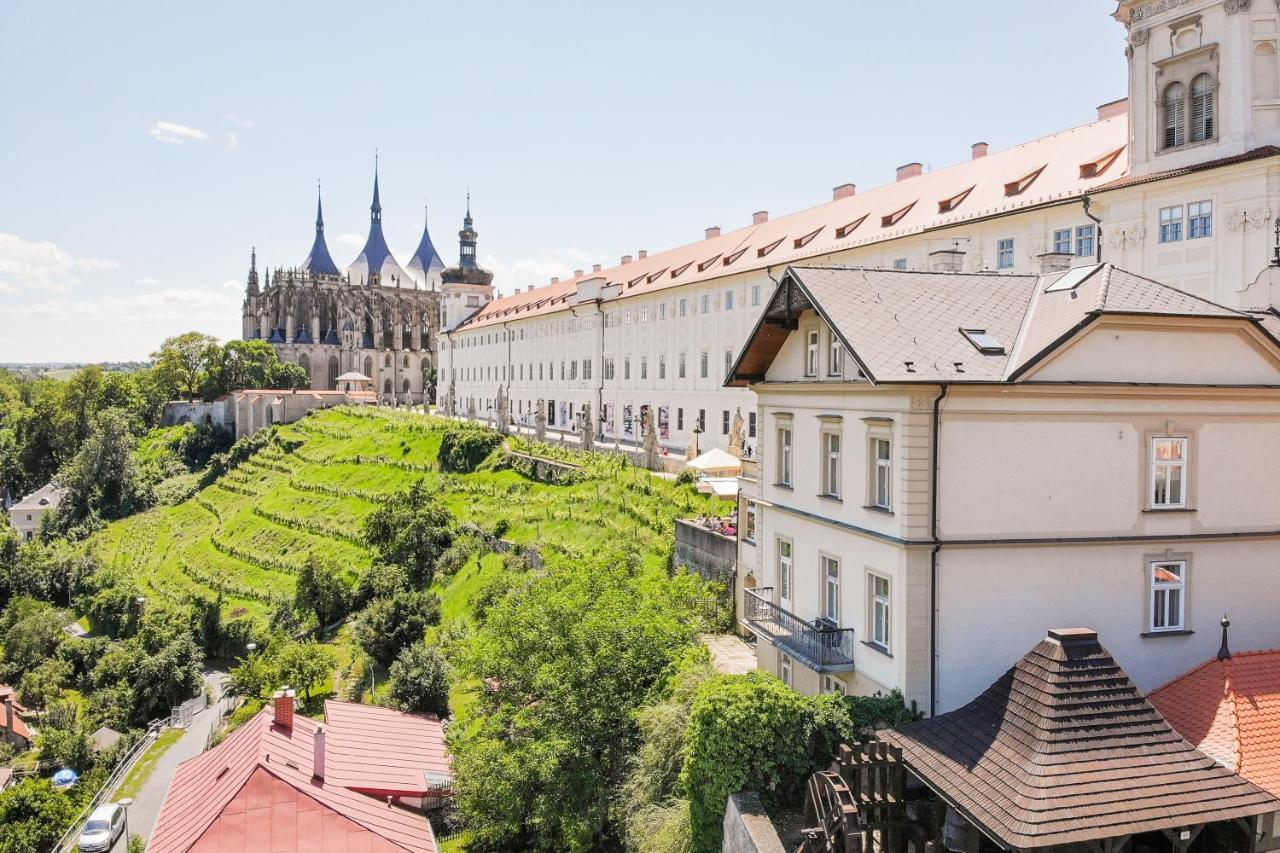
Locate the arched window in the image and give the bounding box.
[297,354,311,384]
[1190,74,1215,142]
[383,378,392,395]
[384,354,392,368]
[402,378,411,393]
[1163,82,1186,149]
[363,356,373,378]
[403,354,410,368]
[327,356,339,390]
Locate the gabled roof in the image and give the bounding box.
[1150,648,1280,799]
[148,705,438,853]
[9,482,64,513]
[322,700,450,797]
[727,264,1262,386]
[881,629,1279,850]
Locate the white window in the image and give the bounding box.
[722,410,730,435]
[1151,437,1188,509]
[822,431,841,498]
[777,538,793,605]
[699,351,709,379]
[1160,206,1183,243]
[891,258,907,271]
[1053,229,1072,254]
[724,350,733,376]
[700,294,710,313]
[658,354,666,379]
[678,352,687,378]
[1188,201,1213,239]
[640,356,648,379]
[679,298,687,317]
[1150,560,1186,632]
[744,501,758,544]
[822,676,847,696]
[624,357,631,380]
[871,437,892,510]
[779,653,793,688]
[997,238,1015,270]
[778,426,793,486]
[659,302,667,320]
[822,555,840,623]
[752,285,761,306]
[870,574,890,650]
[805,330,819,376]
[725,289,735,311]
[828,336,843,376]
[1075,224,1096,258]
[641,306,649,323]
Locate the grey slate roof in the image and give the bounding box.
[735,264,1262,386]
[9,482,64,513]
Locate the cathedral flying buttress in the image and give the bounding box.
[241,165,492,404]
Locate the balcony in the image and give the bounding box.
[743,588,856,673]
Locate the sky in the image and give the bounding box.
[0,1,1128,363]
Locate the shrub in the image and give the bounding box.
[352,591,440,667]
[363,482,454,586]
[438,428,502,473]
[386,641,450,717]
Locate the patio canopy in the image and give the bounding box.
[686,447,742,475]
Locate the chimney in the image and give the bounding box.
[1096,98,1129,121]
[573,269,583,278]
[621,255,632,265]
[971,142,988,159]
[592,264,602,273]
[752,210,769,225]
[638,250,647,260]
[896,163,923,182]
[705,226,721,240]
[313,724,326,779]
[550,276,559,284]
[929,248,965,273]
[832,183,857,201]
[273,687,295,729]
[1037,251,1073,274]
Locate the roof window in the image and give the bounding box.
[1079,146,1125,179]
[1004,165,1046,197]
[647,267,669,283]
[835,215,867,239]
[697,254,723,272]
[937,185,975,214]
[670,262,693,278]
[881,201,916,228]
[1043,263,1104,292]
[723,248,747,266]
[756,237,785,258]
[960,328,1005,355]
[793,227,823,249]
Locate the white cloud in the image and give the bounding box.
[335,233,365,247]
[149,121,208,144]
[0,288,240,322]
[136,276,160,288]
[225,113,254,128]
[0,233,120,293]
[480,247,608,290]
[225,132,239,150]
[221,279,242,292]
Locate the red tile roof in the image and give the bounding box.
[1149,649,1280,799]
[148,703,442,853]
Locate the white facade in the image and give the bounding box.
[440,0,1280,455]
[7,483,63,542]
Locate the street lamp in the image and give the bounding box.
[118,797,133,848]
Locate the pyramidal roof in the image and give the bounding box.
[407,204,445,288]
[881,628,1279,849]
[302,187,341,276]
[348,165,410,286]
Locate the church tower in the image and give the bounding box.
[407,203,446,291]
[302,185,340,277]
[347,159,412,287]
[440,194,495,331]
[1116,0,1280,176]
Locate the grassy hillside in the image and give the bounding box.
[90,408,720,627]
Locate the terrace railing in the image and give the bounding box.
[744,588,856,673]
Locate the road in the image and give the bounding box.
[106,669,228,851]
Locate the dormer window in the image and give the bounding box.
[793,227,823,249]
[1003,165,1046,197]
[835,215,867,239]
[757,237,785,258]
[881,202,916,228]
[937,185,975,214]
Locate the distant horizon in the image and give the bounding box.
[0,1,1126,361]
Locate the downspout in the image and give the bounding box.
[503,321,513,428]
[593,299,605,431]
[1083,195,1103,264]
[929,383,949,717]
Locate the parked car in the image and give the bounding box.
[77,802,125,852]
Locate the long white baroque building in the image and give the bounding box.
[440,0,1280,456]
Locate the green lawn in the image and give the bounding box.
[113,727,184,801]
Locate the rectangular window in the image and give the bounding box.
[700,351,709,379]
[997,238,1015,270]
[1188,200,1213,239]
[604,358,614,380]
[724,350,733,377]
[823,676,847,696]
[822,555,840,623]
[640,356,647,380]
[677,408,684,430]
[624,309,631,325]
[700,294,710,313]
[624,357,631,380]
[1160,205,1183,243]
[697,409,706,432]
[871,437,892,510]
[744,501,757,544]
[777,538,793,603]
[779,654,792,688]
[679,298,687,317]
[583,359,592,380]
[725,289,735,311]
[778,426,793,486]
[870,574,890,649]
[1053,228,1072,254]
[679,352,687,378]
[1075,224,1096,258]
[1150,560,1186,632]
[641,306,649,323]
[828,336,843,376]
[748,412,757,438]
[570,361,578,380]
[659,302,667,320]
[752,285,761,306]
[1151,437,1188,509]
[722,410,730,435]
[822,432,841,498]
[658,354,666,379]
[892,258,907,270]
[805,330,819,376]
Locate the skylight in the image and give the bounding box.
[960,328,1005,355]
[1043,263,1104,293]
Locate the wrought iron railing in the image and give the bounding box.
[743,587,856,672]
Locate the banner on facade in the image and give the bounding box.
[658,406,670,440]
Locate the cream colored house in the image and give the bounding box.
[439,0,1280,457]
[729,262,1280,715]
[7,482,64,542]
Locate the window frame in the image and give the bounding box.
[1159,205,1184,243]
[1188,200,1213,239]
[1149,435,1190,510]
[821,427,842,499]
[1148,558,1188,633]
[777,537,794,607]
[1075,224,1096,258]
[869,572,891,651]
[805,329,820,377]
[996,237,1015,270]
[865,424,893,512]
[821,554,841,624]
[1053,228,1072,254]
[776,421,794,488]
[828,334,844,377]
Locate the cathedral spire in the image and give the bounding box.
[371,152,382,223]
[246,246,259,295]
[301,182,340,277]
[458,192,479,270]
[407,199,445,290]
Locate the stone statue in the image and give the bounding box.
[495,384,509,436]
[727,407,745,458]
[534,399,546,443]
[643,408,660,471]
[581,402,595,452]
[467,397,477,419]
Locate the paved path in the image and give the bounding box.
[701,633,757,675]
[112,669,228,849]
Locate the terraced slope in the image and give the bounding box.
[91,408,713,624]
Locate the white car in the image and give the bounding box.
[77,803,125,852]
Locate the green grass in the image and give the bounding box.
[114,727,184,801]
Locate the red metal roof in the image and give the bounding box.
[148,704,441,853]
[321,701,450,798]
[1150,649,1280,800]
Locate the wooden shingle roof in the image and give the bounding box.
[881,629,1280,850]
